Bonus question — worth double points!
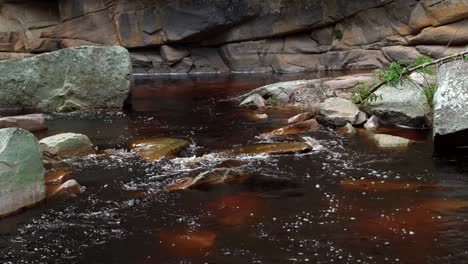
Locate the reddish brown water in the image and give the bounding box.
[1,73,468,264]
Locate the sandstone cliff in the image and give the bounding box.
[1,0,467,74]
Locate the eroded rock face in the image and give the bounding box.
[0,46,133,112]
[433,60,468,148]
[0,128,45,217]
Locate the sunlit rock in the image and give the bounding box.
[157,229,216,257]
[364,115,379,130]
[263,119,320,136]
[288,112,314,124]
[318,97,360,127]
[245,112,268,120]
[47,179,81,199]
[239,94,266,109]
[338,123,356,135]
[0,128,45,217]
[373,134,411,148]
[129,138,190,162]
[39,133,95,159]
[45,167,74,185]
[339,179,441,192]
[232,142,312,156]
[208,193,264,226]
[0,114,47,131]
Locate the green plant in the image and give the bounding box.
[410,56,434,75]
[267,97,280,106]
[374,61,406,87]
[424,83,437,107]
[332,29,343,40]
[351,82,383,105]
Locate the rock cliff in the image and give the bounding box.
[1,0,467,74]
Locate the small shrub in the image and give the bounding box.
[410,56,434,75]
[374,62,406,87]
[424,83,437,107]
[332,29,343,40]
[351,82,383,106]
[267,97,280,106]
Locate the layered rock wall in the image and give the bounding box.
[1,0,467,74]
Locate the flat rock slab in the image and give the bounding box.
[264,119,320,136]
[319,97,360,126]
[40,133,95,159]
[373,134,411,148]
[0,46,133,112]
[129,138,190,162]
[0,128,45,217]
[0,114,47,131]
[232,142,312,156]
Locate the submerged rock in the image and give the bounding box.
[158,229,216,257]
[433,60,468,148]
[364,115,380,130]
[0,46,133,112]
[318,97,360,126]
[288,112,314,124]
[40,133,95,159]
[373,134,411,148]
[45,167,74,185]
[129,138,190,162]
[366,79,430,127]
[0,114,47,131]
[165,169,249,191]
[263,119,320,136]
[47,179,81,199]
[232,142,312,156]
[0,128,45,217]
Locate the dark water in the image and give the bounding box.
[1,73,468,264]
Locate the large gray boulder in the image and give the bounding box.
[433,60,468,147]
[0,46,133,112]
[366,79,430,127]
[0,128,45,216]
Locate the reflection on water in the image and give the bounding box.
[1,73,468,263]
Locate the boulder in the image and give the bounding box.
[39,133,95,159]
[47,179,81,199]
[0,128,45,217]
[366,79,430,127]
[364,115,380,130]
[263,119,320,136]
[433,60,468,148]
[354,111,368,126]
[318,97,360,126]
[373,134,411,148]
[0,114,47,131]
[232,142,313,156]
[239,94,266,109]
[288,112,314,125]
[160,45,190,65]
[129,138,190,162]
[0,46,133,112]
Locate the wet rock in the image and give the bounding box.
[0,128,45,217]
[0,114,47,132]
[354,111,368,126]
[263,119,320,136]
[339,179,441,192]
[246,113,268,120]
[239,94,266,109]
[338,123,356,135]
[366,79,429,127]
[0,46,133,112]
[165,169,250,191]
[158,229,216,257]
[45,167,74,185]
[129,138,190,162]
[364,115,380,130]
[373,134,411,148]
[40,133,95,159]
[288,112,314,125]
[433,60,468,148]
[233,142,312,156]
[47,180,81,199]
[318,97,360,127]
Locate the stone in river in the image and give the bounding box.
[129,138,190,162]
[45,167,74,185]
[288,112,314,124]
[232,142,313,156]
[364,115,379,130]
[165,169,250,191]
[157,229,216,257]
[318,97,360,127]
[0,114,47,131]
[338,123,356,135]
[239,94,266,109]
[39,133,95,159]
[372,134,411,148]
[46,179,82,199]
[263,119,320,136]
[0,128,46,217]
